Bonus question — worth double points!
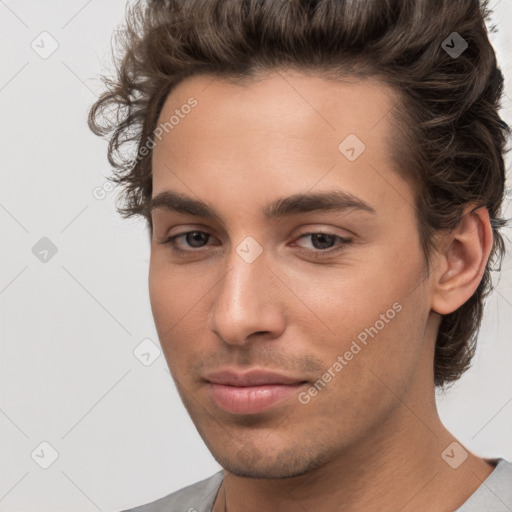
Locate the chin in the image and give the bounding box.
[210,442,332,479]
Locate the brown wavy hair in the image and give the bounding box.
[88,0,510,388]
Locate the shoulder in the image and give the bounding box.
[120,470,224,512]
[456,458,512,512]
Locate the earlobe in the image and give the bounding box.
[431,205,493,316]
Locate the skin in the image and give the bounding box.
[148,69,494,512]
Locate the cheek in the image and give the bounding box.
[282,263,401,341]
[148,253,209,327]
[289,245,426,373]
[301,295,427,433]
[148,260,189,362]
[148,261,172,333]
[148,258,218,364]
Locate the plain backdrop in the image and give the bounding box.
[0,1,511,511]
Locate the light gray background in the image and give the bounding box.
[0,1,511,511]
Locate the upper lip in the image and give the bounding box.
[204,369,306,387]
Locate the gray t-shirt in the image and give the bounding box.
[121,458,512,512]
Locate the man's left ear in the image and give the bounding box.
[431,205,493,316]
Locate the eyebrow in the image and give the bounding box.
[149,189,377,221]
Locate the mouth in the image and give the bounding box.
[204,369,308,415]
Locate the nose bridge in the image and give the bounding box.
[208,240,284,344]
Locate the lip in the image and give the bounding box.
[204,369,305,387]
[204,369,307,415]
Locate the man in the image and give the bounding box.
[89,0,512,510]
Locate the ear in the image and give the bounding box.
[430,205,493,316]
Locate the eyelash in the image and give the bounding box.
[159,230,354,259]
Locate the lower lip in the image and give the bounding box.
[208,382,305,414]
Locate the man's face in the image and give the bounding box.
[149,70,436,478]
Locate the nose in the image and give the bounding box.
[207,246,286,346]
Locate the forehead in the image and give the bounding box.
[150,69,412,223]
[154,69,398,148]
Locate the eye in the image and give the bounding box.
[293,232,354,258]
[161,230,214,254]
